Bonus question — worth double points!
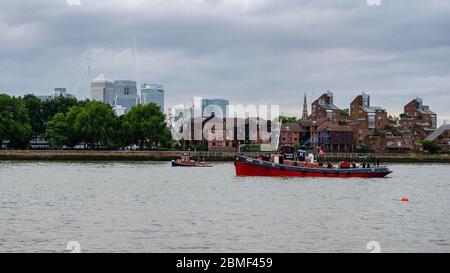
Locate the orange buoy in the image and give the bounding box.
[401,197,409,202]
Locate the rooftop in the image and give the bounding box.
[281,123,305,133]
[317,122,353,132]
[425,124,450,141]
[92,73,112,83]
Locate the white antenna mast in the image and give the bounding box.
[132,32,142,104]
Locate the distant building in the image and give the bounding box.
[114,80,137,96]
[350,92,387,130]
[301,93,309,121]
[113,80,138,113]
[386,135,413,153]
[403,97,437,139]
[54,88,75,98]
[141,83,165,111]
[36,95,53,101]
[280,123,306,147]
[35,88,75,101]
[313,122,353,153]
[181,117,271,152]
[349,92,388,151]
[113,105,127,117]
[425,124,450,152]
[202,98,229,118]
[91,73,114,103]
[404,97,437,129]
[310,91,341,121]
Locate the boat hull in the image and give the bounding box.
[172,161,196,167]
[172,160,213,167]
[234,155,392,178]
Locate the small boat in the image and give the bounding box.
[171,154,213,167]
[234,155,392,178]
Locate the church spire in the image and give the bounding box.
[302,92,309,121]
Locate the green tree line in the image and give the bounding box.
[0,93,172,150]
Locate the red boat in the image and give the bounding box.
[234,155,392,178]
[172,154,213,167]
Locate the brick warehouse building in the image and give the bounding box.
[403,97,437,140]
[280,123,307,147]
[310,91,341,121]
[313,122,354,153]
[349,92,388,151]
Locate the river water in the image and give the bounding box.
[0,161,449,253]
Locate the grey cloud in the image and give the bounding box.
[0,0,449,123]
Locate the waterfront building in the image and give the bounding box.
[425,124,450,152]
[141,83,165,111]
[386,135,414,153]
[403,97,437,140]
[313,122,354,153]
[202,98,229,118]
[90,73,114,103]
[309,91,341,121]
[280,123,306,147]
[181,116,271,152]
[350,92,388,130]
[404,97,437,129]
[349,92,388,151]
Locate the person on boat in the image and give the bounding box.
[340,161,351,169]
[362,162,366,168]
[352,162,357,168]
[306,153,315,164]
[258,154,264,160]
[298,150,306,162]
[367,162,371,168]
[327,162,333,168]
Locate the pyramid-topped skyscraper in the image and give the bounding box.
[91,73,114,103]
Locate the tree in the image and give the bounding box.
[123,103,171,150]
[45,113,70,149]
[399,113,411,119]
[72,101,117,149]
[22,94,44,136]
[422,140,440,154]
[277,116,298,124]
[340,108,350,117]
[0,94,32,149]
[107,115,130,150]
[41,96,79,125]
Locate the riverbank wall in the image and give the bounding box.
[1,150,450,163]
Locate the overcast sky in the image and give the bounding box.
[1,0,449,123]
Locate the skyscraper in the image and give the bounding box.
[90,73,114,103]
[114,80,138,97]
[113,80,138,112]
[201,98,229,118]
[302,93,309,121]
[141,83,165,111]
